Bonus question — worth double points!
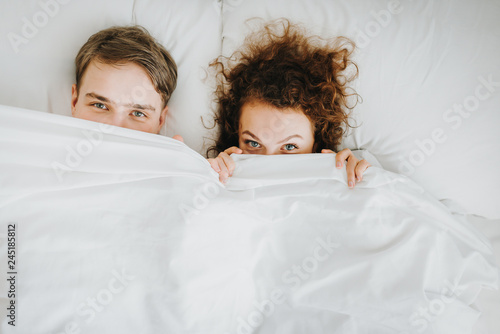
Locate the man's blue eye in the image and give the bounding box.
[284,144,297,151]
[132,111,146,117]
[93,103,106,109]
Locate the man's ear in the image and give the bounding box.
[71,84,79,116]
[157,105,168,134]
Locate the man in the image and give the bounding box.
[71,25,182,140]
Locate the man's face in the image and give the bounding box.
[71,61,167,134]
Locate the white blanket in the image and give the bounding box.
[0,105,497,334]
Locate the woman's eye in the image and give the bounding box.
[284,144,298,151]
[92,103,107,110]
[245,140,260,148]
[132,111,146,117]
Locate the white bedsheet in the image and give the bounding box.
[0,105,498,334]
[462,215,500,334]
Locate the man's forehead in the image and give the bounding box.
[80,61,162,108]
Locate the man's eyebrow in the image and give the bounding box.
[85,92,156,112]
[241,130,261,142]
[85,92,111,103]
[278,134,303,143]
[123,103,156,112]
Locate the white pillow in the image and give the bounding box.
[219,0,500,219]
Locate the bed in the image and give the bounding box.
[0,0,499,333]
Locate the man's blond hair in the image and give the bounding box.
[75,25,177,107]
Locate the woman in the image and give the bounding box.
[207,19,371,186]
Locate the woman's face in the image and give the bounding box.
[238,100,315,154]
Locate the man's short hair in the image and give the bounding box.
[75,25,177,107]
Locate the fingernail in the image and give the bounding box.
[336,162,342,168]
[348,181,354,188]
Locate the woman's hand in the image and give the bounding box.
[321,148,371,188]
[172,135,184,142]
[207,146,243,184]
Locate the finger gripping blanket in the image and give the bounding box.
[0,105,497,334]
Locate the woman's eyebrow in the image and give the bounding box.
[278,134,303,143]
[241,130,261,141]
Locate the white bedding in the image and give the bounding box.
[0,105,497,334]
[462,215,500,334]
[1,0,499,219]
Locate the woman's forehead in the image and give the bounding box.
[239,101,314,139]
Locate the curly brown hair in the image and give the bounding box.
[206,19,360,157]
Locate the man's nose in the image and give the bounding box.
[105,112,128,128]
